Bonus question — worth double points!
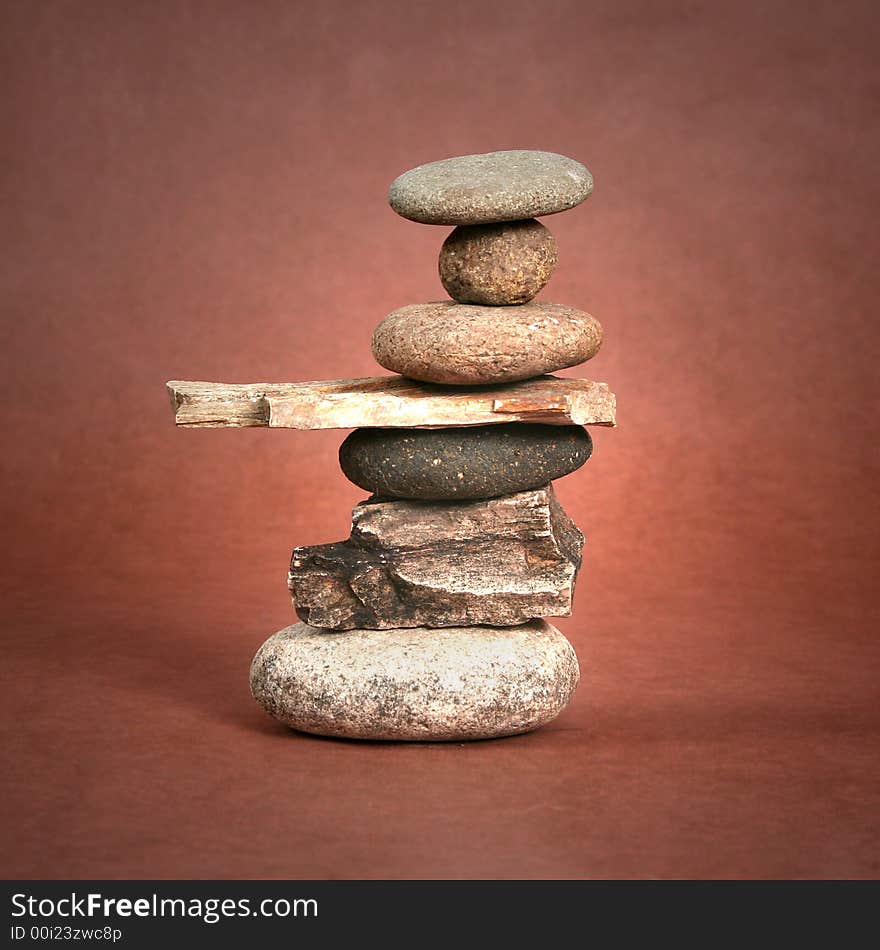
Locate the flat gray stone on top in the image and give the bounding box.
[388,150,593,225]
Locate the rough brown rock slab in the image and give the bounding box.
[249,620,580,741]
[167,375,616,428]
[288,486,584,630]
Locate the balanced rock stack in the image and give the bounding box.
[166,150,617,741]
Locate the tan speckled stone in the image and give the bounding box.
[388,150,592,225]
[439,219,557,305]
[250,621,580,741]
[371,300,603,385]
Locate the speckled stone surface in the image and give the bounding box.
[371,300,603,385]
[250,620,580,741]
[439,219,557,305]
[388,150,592,225]
[338,423,592,500]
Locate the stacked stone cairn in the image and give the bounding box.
[167,150,617,741]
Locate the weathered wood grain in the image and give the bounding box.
[288,486,584,630]
[166,375,616,429]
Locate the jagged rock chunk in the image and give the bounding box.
[288,485,584,630]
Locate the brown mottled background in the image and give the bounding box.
[2,0,878,879]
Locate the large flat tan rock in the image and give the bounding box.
[167,375,616,429]
[250,620,580,741]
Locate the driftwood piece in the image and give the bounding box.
[288,486,584,630]
[167,375,616,429]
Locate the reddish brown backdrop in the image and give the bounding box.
[2,0,878,879]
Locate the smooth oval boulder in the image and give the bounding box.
[388,150,592,225]
[338,423,592,500]
[250,621,580,741]
[371,300,603,385]
[439,219,557,305]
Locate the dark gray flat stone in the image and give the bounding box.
[338,423,592,500]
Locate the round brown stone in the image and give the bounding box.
[439,219,557,305]
[249,620,581,741]
[371,300,603,385]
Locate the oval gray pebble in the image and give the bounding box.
[388,150,593,225]
[250,621,580,741]
[338,423,592,501]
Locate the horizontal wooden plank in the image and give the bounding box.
[167,375,616,429]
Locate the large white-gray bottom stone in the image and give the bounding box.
[250,621,580,741]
